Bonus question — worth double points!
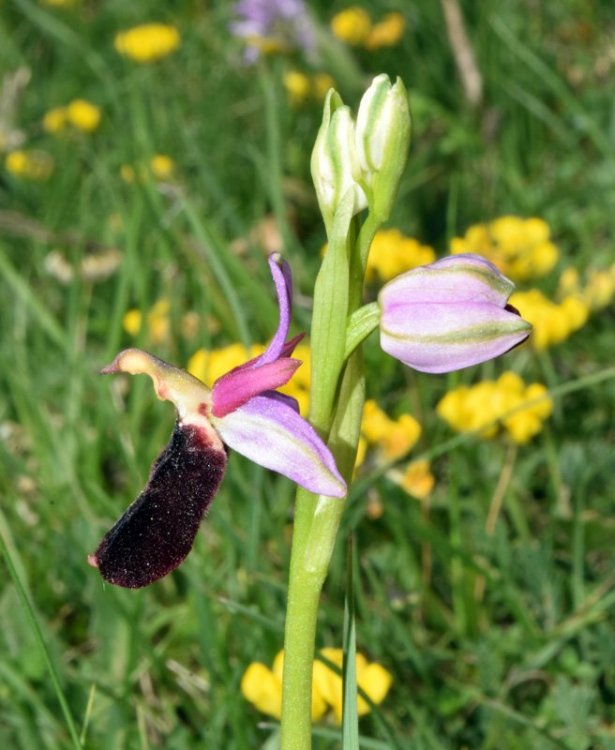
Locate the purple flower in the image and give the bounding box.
[89,254,344,588]
[230,0,315,63]
[379,254,531,374]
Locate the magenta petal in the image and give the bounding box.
[211,394,346,497]
[212,358,301,418]
[380,301,530,373]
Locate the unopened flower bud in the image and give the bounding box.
[378,254,531,373]
[311,89,368,234]
[355,74,411,222]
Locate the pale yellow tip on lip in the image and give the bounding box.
[99,348,219,444]
[87,553,99,569]
[101,347,166,376]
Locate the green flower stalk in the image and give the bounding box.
[280,74,411,750]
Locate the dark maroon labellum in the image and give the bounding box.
[89,422,227,588]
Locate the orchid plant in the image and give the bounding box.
[91,74,530,748]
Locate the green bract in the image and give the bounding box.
[311,76,411,234]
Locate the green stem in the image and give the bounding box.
[281,206,379,749]
[281,512,327,750]
[281,353,365,750]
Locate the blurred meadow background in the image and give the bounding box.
[2,0,615,748]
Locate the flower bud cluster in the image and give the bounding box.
[311,74,411,232]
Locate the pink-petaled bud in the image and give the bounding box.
[378,254,531,373]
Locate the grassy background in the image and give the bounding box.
[1,0,615,748]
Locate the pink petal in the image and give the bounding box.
[211,394,346,498]
[212,358,301,418]
[380,301,530,373]
[379,254,515,308]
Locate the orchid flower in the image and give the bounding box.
[89,254,345,588]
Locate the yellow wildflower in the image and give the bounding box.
[451,216,559,281]
[42,106,67,133]
[44,100,101,134]
[557,265,615,312]
[122,309,142,337]
[123,299,171,345]
[66,99,101,132]
[557,267,580,297]
[330,7,372,46]
[147,300,171,344]
[510,289,588,350]
[240,662,282,719]
[358,404,422,515]
[503,382,552,443]
[361,400,421,460]
[120,164,136,183]
[120,155,176,183]
[437,372,553,444]
[241,651,327,721]
[365,12,406,50]
[283,70,312,107]
[361,399,392,443]
[242,648,393,724]
[365,492,384,520]
[312,73,335,101]
[313,648,393,723]
[283,71,336,107]
[180,311,200,340]
[5,149,54,180]
[582,268,615,310]
[115,23,181,64]
[150,154,175,179]
[381,415,422,461]
[398,459,435,500]
[366,228,436,282]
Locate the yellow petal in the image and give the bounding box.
[122,309,142,336]
[357,663,393,715]
[240,663,282,719]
